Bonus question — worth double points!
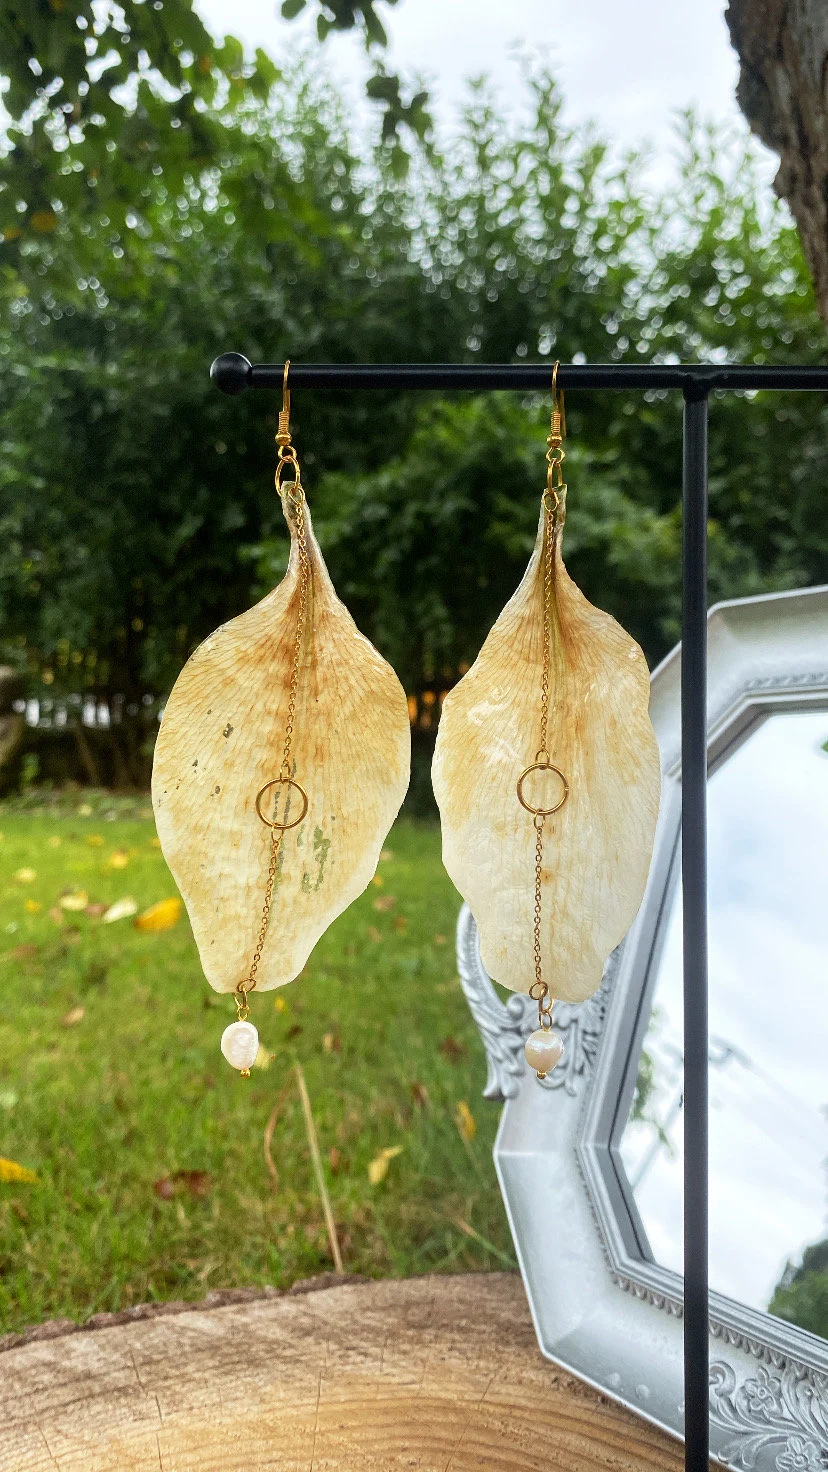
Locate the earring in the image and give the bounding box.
[152,362,411,1074]
[432,363,661,1080]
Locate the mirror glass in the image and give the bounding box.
[620,709,828,1335]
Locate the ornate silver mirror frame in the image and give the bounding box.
[457,585,828,1469]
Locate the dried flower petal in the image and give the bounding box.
[152,496,410,992]
[433,508,660,1002]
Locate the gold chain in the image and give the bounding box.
[522,363,568,1031]
[235,362,310,1023]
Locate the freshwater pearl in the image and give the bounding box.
[524,1028,564,1078]
[221,1020,259,1072]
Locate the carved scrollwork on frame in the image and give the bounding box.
[709,1360,828,1471]
[455,904,614,1101]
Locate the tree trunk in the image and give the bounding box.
[726,0,828,326]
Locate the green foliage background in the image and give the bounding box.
[1,0,827,1341]
[770,1239,828,1340]
[1,26,826,767]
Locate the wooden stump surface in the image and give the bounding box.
[0,1272,686,1471]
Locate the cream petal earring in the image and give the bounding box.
[432,363,661,1078]
[152,362,411,1072]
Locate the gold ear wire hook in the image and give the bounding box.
[551,360,566,440]
[275,358,302,493]
[277,359,291,448]
[546,360,567,499]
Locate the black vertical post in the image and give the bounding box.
[682,387,710,1470]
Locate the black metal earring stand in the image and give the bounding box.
[212,352,828,1471]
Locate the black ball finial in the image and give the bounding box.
[210,352,252,395]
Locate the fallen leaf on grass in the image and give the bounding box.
[59,890,89,912]
[11,944,39,961]
[62,1006,85,1027]
[103,897,138,924]
[373,895,396,912]
[11,1200,28,1223]
[328,1146,342,1175]
[0,1158,38,1184]
[370,874,384,888]
[368,1145,403,1186]
[134,897,181,932]
[86,834,105,848]
[285,1023,303,1040]
[149,836,161,849]
[274,995,288,1013]
[85,902,107,918]
[433,933,447,946]
[13,869,36,884]
[391,914,408,933]
[48,907,63,925]
[84,958,108,988]
[154,1170,212,1200]
[379,848,394,863]
[439,1036,466,1063]
[106,850,129,870]
[411,1081,429,1109]
[455,1100,477,1142]
[366,925,383,944]
[24,899,42,914]
[176,1170,212,1197]
[322,1031,341,1054]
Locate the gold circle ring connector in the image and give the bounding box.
[516,760,569,816]
[255,776,309,831]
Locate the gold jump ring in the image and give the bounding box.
[516,760,569,816]
[255,777,309,831]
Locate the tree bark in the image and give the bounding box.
[726,0,828,325]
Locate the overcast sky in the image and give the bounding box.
[194,0,778,185]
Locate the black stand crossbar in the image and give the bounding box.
[211,353,828,394]
[212,352,828,1470]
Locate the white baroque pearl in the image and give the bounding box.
[524,1027,564,1078]
[221,1020,259,1072]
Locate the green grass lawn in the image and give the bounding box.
[0,790,514,1334]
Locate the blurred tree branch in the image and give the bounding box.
[726,0,828,326]
[280,0,432,169]
[0,0,280,260]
